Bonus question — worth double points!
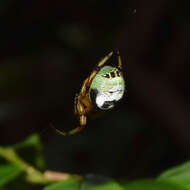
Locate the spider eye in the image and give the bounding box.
[116,70,120,77]
[103,74,110,78]
[110,72,115,78]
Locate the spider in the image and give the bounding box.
[55,50,125,136]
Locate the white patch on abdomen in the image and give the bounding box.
[96,77,125,110]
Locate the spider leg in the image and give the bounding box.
[97,51,113,67]
[81,78,89,96]
[53,125,85,136]
[86,51,113,87]
[65,114,86,135]
[52,77,92,136]
[80,50,113,95]
[116,50,122,70]
[53,99,88,136]
[64,98,92,135]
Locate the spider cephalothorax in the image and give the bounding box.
[55,50,125,135]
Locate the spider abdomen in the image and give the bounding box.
[89,66,125,110]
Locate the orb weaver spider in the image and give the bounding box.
[55,50,125,136]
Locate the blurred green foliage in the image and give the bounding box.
[0,164,21,187]
[44,179,80,190]
[123,180,187,190]
[0,134,190,190]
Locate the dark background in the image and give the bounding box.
[0,0,190,180]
